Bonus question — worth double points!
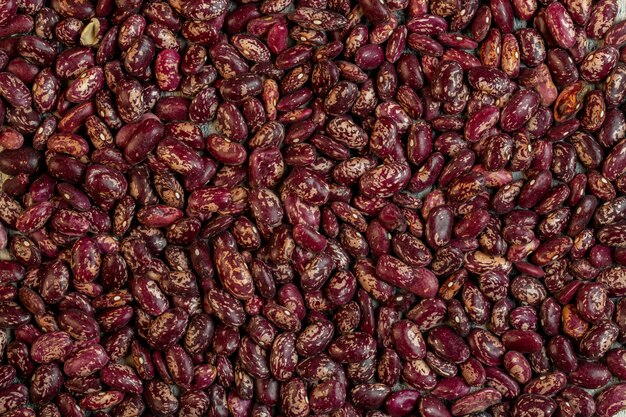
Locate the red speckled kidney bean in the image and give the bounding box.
[451,388,502,416]
[596,383,626,417]
[579,46,619,83]
[501,89,541,132]
[545,2,577,48]
[587,0,618,39]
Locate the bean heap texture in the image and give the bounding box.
[0,0,625,416]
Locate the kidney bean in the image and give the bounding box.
[596,384,626,417]
[427,326,470,363]
[484,366,521,398]
[477,30,501,69]
[451,388,502,416]
[467,328,505,366]
[501,89,541,132]
[376,255,438,298]
[502,351,532,385]
[431,377,469,401]
[510,394,556,417]
[522,371,566,397]
[500,330,542,353]
[566,361,611,389]
[425,351,457,378]
[308,379,345,414]
[579,320,619,359]
[407,297,447,330]
[545,2,576,48]
[584,0,615,37]
[516,28,546,67]
[579,46,619,83]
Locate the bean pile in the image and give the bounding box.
[0,0,624,415]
